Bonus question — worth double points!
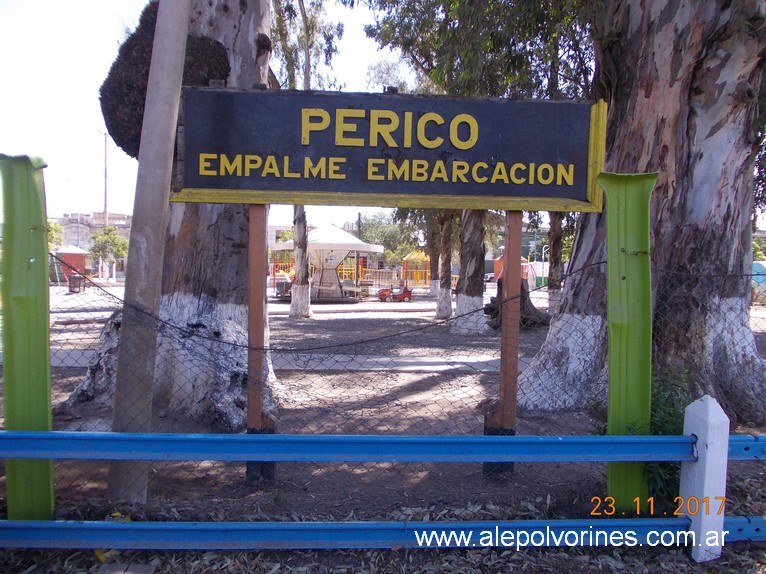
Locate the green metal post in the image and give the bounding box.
[600,172,657,511]
[0,155,54,520]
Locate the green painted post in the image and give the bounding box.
[0,155,54,520]
[599,172,657,512]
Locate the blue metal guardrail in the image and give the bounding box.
[0,431,763,550]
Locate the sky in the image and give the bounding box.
[0,0,397,228]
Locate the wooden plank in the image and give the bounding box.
[247,204,267,431]
[498,211,522,428]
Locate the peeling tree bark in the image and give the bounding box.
[436,210,455,319]
[451,209,487,333]
[522,1,766,425]
[157,0,279,431]
[290,204,311,317]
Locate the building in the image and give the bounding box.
[54,213,132,278]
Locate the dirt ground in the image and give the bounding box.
[37,306,610,523]
[2,303,765,522]
[1,301,765,573]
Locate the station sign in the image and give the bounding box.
[174,89,606,212]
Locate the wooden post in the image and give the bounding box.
[484,210,522,477]
[246,204,275,481]
[107,0,191,503]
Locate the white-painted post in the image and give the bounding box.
[679,395,730,562]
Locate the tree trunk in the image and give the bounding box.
[289,205,311,317]
[424,210,441,296]
[436,211,454,319]
[158,0,279,431]
[522,1,766,424]
[451,209,487,333]
[288,0,311,318]
[547,211,564,313]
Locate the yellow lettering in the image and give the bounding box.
[537,163,554,185]
[388,159,410,181]
[510,163,526,184]
[199,153,217,176]
[367,158,385,181]
[244,155,262,176]
[328,157,346,179]
[412,159,429,182]
[370,110,399,147]
[403,112,413,148]
[452,160,469,183]
[282,156,300,178]
[490,162,509,184]
[220,154,242,176]
[301,108,331,145]
[335,108,366,147]
[304,157,327,178]
[529,162,536,184]
[262,155,280,177]
[417,112,445,149]
[471,161,489,183]
[450,114,479,150]
[430,160,448,182]
[557,164,574,186]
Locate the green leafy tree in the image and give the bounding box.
[363,0,594,330]
[272,0,344,91]
[359,211,419,266]
[89,226,128,277]
[47,219,64,252]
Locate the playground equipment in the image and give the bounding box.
[272,226,383,301]
[377,285,413,302]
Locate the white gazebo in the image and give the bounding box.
[272,225,384,300]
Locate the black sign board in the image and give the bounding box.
[175,89,606,212]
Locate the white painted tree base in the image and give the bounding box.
[60,293,285,432]
[450,294,490,334]
[518,313,607,411]
[435,287,453,320]
[289,284,312,318]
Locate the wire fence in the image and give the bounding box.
[0,255,764,523]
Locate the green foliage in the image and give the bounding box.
[271,0,344,90]
[588,367,693,502]
[47,220,64,253]
[359,210,419,266]
[754,236,766,261]
[365,0,593,99]
[756,141,766,222]
[642,370,692,502]
[89,226,128,265]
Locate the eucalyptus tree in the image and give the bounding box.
[272,0,343,318]
[99,0,279,467]
[364,0,592,331]
[521,1,766,424]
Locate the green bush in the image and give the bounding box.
[588,367,693,501]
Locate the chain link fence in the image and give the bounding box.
[0,255,763,523]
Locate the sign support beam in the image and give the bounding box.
[246,204,275,482]
[484,210,522,477]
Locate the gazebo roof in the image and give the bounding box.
[403,249,429,262]
[272,225,384,254]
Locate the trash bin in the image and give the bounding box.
[68,274,84,293]
[535,276,548,287]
